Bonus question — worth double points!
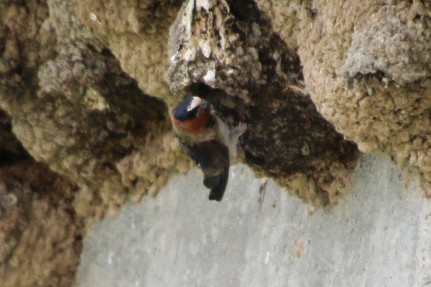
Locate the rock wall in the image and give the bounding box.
[0,0,429,286]
[76,156,431,287]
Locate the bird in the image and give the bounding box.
[170,96,245,201]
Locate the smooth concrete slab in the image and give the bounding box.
[76,155,431,287]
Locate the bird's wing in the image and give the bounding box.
[180,139,230,201]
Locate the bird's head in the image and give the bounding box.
[171,96,212,133]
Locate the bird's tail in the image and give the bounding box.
[207,166,229,202]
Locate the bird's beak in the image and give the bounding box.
[200,100,211,112]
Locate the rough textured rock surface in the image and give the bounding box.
[0,0,189,286]
[256,0,431,194]
[0,162,82,287]
[0,111,82,287]
[74,0,183,105]
[0,0,429,286]
[168,0,359,204]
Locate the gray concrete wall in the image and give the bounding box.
[76,156,431,287]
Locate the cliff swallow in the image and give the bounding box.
[171,96,245,201]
